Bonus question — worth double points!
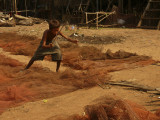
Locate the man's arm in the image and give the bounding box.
[59,32,78,44]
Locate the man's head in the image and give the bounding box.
[48,20,60,34]
[49,19,60,30]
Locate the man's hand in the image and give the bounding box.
[72,39,79,44]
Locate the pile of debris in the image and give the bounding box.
[0,12,44,27]
[0,12,15,27]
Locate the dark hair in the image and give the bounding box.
[48,19,60,29]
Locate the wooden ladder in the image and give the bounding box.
[137,0,160,30]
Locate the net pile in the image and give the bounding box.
[71,97,160,120]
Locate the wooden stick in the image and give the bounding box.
[98,12,115,23]
[87,14,105,24]
[98,15,108,23]
[107,81,156,92]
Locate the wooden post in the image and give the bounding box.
[86,12,88,28]
[25,0,27,16]
[96,12,98,29]
[14,0,17,14]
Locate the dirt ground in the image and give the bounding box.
[0,22,160,120]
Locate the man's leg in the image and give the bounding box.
[56,60,61,72]
[25,58,35,69]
